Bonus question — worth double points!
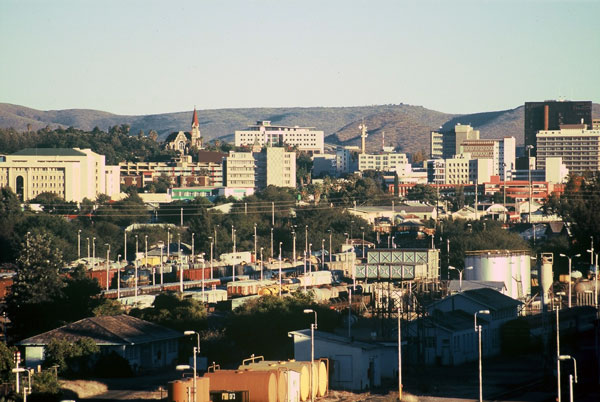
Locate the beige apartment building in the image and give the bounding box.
[235,120,324,154]
[255,147,296,189]
[0,148,120,202]
[536,125,600,175]
[358,150,408,173]
[224,151,255,188]
[445,153,493,184]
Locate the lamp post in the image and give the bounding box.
[233,228,236,254]
[92,237,96,268]
[254,223,258,262]
[179,234,183,293]
[209,236,213,281]
[398,302,403,401]
[308,243,312,275]
[526,145,534,224]
[448,266,472,292]
[305,225,308,256]
[474,309,490,402]
[350,220,354,242]
[260,247,264,281]
[279,242,283,297]
[116,254,121,298]
[501,162,507,222]
[361,227,365,258]
[292,231,296,263]
[192,233,195,265]
[77,229,81,260]
[214,224,219,253]
[586,248,598,311]
[321,239,325,270]
[560,253,580,308]
[184,330,200,402]
[558,355,577,402]
[135,235,139,299]
[270,227,274,259]
[105,243,110,291]
[344,232,349,245]
[157,240,164,286]
[87,237,90,264]
[327,230,332,264]
[304,309,318,402]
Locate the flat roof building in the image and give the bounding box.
[536,126,600,175]
[235,120,324,154]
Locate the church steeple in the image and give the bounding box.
[192,106,199,128]
[190,106,202,149]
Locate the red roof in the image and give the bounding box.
[192,107,199,127]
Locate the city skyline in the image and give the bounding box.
[1,0,599,116]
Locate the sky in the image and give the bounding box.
[1,0,599,116]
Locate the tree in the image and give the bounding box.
[0,187,24,263]
[0,342,17,382]
[129,292,207,332]
[44,338,99,376]
[406,184,438,205]
[6,233,66,339]
[30,192,78,215]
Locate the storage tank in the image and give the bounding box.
[464,250,531,299]
[236,364,287,402]
[168,379,192,402]
[240,361,308,402]
[316,360,328,397]
[204,370,277,402]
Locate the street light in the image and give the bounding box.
[175,364,193,401]
[104,243,111,291]
[344,232,349,245]
[448,266,473,292]
[361,227,365,258]
[116,254,121,298]
[526,145,534,224]
[157,240,165,286]
[321,239,325,270]
[279,242,283,297]
[558,355,577,402]
[260,247,264,281]
[304,309,318,402]
[191,233,195,265]
[135,235,139,299]
[474,309,490,402]
[209,236,214,281]
[271,227,274,258]
[77,229,81,260]
[92,237,96,268]
[184,330,200,402]
[308,243,312,274]
[559,253,581,308]
[327,230,332,264]
[586,248,598,311]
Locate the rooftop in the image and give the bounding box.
[11,148,87,156]
[18,315,182,346]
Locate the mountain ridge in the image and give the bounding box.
[2,102,598,155]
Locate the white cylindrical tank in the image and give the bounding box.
[465,250,531,300]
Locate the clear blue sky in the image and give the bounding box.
[1,0,599,115]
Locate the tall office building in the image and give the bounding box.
[536,125,600,175]
[524,101,592,153]
[255,147,296,189]
[430,124,480,159]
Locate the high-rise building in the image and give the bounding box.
[357,148,408,173]
[524,101,592,153]
[235,121,324,154]
[460,137,516,180]
[224,151,255,188]
[536,125,600,175]
[430,124,480,159]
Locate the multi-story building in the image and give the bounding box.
[430,124,480,159]
[0,148,119,202]
[119,154,224,188]
[235,120,324,154]
[358,148,409,173]
[426,159,446,185]
[335,146,359,176]
[536,125,600,175]
[524,100,592,153]
[445,153,493,185]
[255,147,296,189]
[223,151,255,188]
[460,137,516,180]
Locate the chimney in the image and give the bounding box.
[544,105,549,130]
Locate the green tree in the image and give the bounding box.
[0,342,16,382]
[406,184,438,205]
[30,192,78,215]
[43,338,99,376]
[6,233,66,339]
[0,187,24,263]
[129,292,207,332]
[93,299,125,316]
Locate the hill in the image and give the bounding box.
[1,102,598,156]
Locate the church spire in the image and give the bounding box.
[192,106,199,128]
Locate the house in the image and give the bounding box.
[406,310,484,366]
[426,288,521,357]
[17,315,182,371]
[288,329,397,391]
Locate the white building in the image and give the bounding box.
[0,148,120,202]
[235,121,324,154]
[536,125,600,175]
[460,137,516,180]
[358,148,409,173]
[445,153,493,185]
[335,146,359,176]
[255,147,296,189]
[224,151,255,188]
